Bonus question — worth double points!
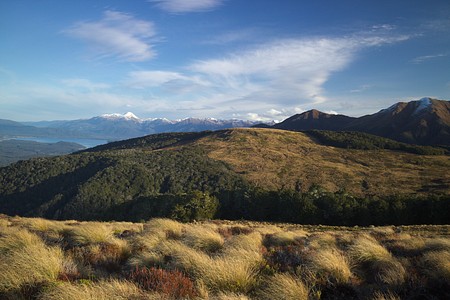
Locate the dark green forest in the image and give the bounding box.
[305,130,448,155]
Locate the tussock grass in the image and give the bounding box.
[1,216,448,299]
[257,273,308,300]
[162,238,263,293]
[40,280,160,300]
[265,229,307,247]
[349,235,392,262]
[144,218,184,239]
[309,248,352,284]
[63,223,114,246]
[371,291,400,300]
[350,235,405,286]
[307,232,336,249]
[420,250,450,285]
[210,292,250,299]
[183,225,224,252]
[0,228,64,293]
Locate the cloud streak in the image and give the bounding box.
[122,32,411,120]
[64,11,157,62]
[150,0,223,13]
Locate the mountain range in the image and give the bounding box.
[273,98,450,146]
[16,114,264,140]
[1,97,449,146]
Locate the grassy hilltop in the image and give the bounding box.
[0,215,449,299]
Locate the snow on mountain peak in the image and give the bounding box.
[413,97,432,115]
[124,112,139,120]
[101,112,140,121]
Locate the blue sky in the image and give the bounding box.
[1,0,449,121]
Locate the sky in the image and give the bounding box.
[1,0,449,122]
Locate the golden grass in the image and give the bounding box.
[257,273,309,300]
[40,280,161,300]
[0,227,64,292]
[309,248,352,284]
[183,224,224,252]
[420,250,450,285]
[1,216,449,299]
[265,229,307,247]
[165,241,262,293]
[63,222,114,245]
[198,128,450,196]
[349,235,405,286]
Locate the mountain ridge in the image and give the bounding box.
[273,98,450,145]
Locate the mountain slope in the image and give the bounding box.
[274,98,450,146]
[346,98,450,145]
[0,128,448,221]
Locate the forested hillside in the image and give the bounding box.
[0,128,449,224]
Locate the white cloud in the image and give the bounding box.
[64,10,157,62]
[150,0,223,13]
[411,53,447,64]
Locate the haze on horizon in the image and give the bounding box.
[1,0,449,122]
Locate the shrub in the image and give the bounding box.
[129,266,197,299]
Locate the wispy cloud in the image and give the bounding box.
[149,0,223,13]
[122,32,410,120]
[411,53,447,64]
[64,10,157,62]
[350,84,372,93]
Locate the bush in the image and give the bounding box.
[129,266,197,299]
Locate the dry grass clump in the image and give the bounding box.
[183,225,224,252]
[21,217,66,232]
[63,222,114,246]
[210,292,250,299]
[420,250,450,285]
[349,235,405,286]
[144,218,184,239]
[309,248,352,284]
[307,232,336,249]
[0,227,64,293]
[424,237,450,252]
[40,279,160,300]
[257,273,309,300]
[264,229,307,247]
[370,226,395,237]
[371,291,400,300]
[161,235,263,293]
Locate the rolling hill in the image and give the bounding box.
[0,128,448,223]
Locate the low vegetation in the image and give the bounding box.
[0,215,449,299]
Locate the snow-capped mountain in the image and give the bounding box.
[20,113,264,140]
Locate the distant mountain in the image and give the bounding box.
[273,109,355,131]
[273,98,450,146]
[20,113,262,140]
[346,98,450,145]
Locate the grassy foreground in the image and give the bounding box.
[0,215,449,299]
